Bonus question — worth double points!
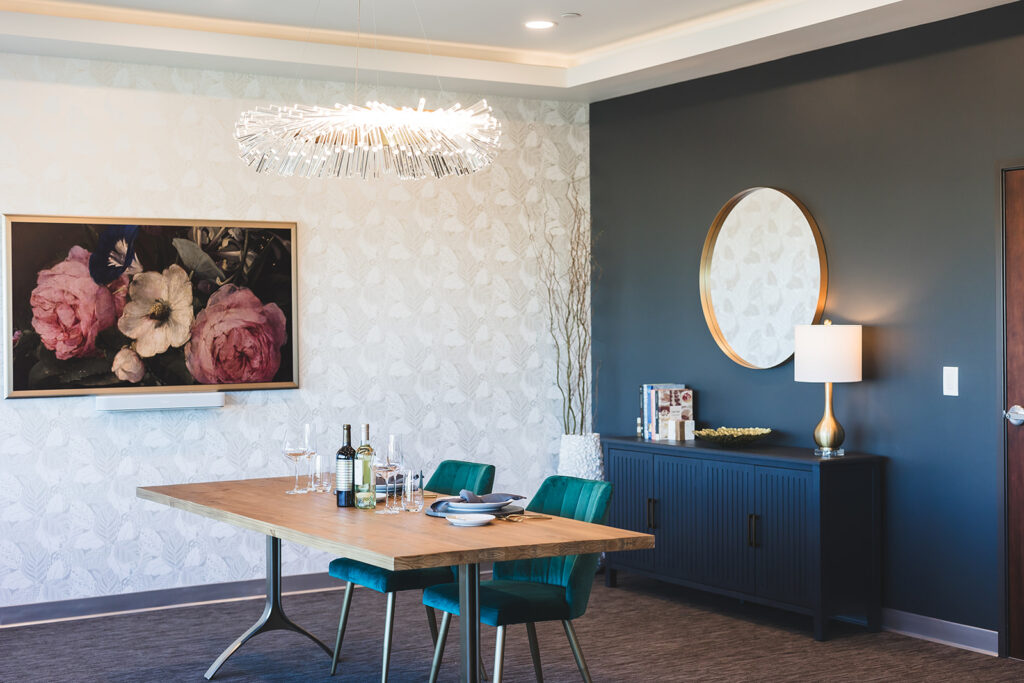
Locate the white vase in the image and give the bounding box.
[556,433,603,481]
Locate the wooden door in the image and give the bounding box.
[654,454,703,581]
[1006,167,1024,658]
[702,461,755,593]
[755,466,812,606]
[605,448,656,570]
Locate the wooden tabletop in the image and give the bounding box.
[137,477,654,571]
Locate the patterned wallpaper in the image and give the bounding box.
[0,54,589,608]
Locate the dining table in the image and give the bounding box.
[137,476,654,682]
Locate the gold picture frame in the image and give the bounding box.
[4,215,299,398]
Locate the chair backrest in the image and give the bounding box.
[425,460,495,497]
[493,475,612,620]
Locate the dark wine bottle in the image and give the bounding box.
[336,424,356,508]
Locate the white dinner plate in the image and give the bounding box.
[444,500,516,513]
[446,513,495,527]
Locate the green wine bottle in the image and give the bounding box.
[354,423,376,509]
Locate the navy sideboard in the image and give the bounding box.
[601,436,884,640]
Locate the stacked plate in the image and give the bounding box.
[444,499,515,513]
[446,513,496,527]
[430,497,523,522]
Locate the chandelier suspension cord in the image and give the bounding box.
[410,0,446,98]
[371,0,380,95]
[354,0,361,104]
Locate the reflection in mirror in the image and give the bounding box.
[699,188,827,369]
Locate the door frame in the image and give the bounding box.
[999,163,1024,657]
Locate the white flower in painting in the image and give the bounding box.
[112,347,145,383]
[117,264,194,358]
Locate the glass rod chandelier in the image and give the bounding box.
[235,97,501,180]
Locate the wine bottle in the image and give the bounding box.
[336,424,356,508]
[355,423,376,509]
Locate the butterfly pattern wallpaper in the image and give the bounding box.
[0,53,590,609]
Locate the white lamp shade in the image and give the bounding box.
[794,324,862,383]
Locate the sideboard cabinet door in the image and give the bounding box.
[653,454,703,582]
[755,466,813,607]
[605,448,656,571]
[702,461,755,593]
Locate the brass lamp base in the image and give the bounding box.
[813,382,846,458]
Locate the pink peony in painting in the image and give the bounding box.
[5,217,297,397]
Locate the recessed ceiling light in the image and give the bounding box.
[561,13,582,19]
[525,20,556,30]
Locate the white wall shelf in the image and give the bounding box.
[94,393,225,412]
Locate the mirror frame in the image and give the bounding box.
[698,187,828,369]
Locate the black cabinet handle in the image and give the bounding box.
[747,513,754,547]
[646,498,657,530]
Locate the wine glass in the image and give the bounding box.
[304,423,329,493]
[282,428,308,495]
[374,434,403,514]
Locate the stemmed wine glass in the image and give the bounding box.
[282,428,308,495]
[374,434,404,514]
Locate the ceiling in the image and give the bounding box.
[0,0,1014,101]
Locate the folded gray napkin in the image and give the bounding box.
[430,491,525,513]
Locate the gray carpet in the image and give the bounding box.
[1,573,1022,682]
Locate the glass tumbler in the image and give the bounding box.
[402,470,424,512]
[314,452,333,492]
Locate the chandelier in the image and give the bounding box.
[235,97,501,180]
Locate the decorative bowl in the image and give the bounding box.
[693,427,772,446]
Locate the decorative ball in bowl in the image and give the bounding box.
[693,427,772,446]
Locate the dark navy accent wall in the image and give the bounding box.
[591,4,1024,631]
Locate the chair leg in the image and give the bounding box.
[526,622,544,682]
[330,582,355,676]
[382,592,396,683]
[493,625,506,683]
[562,620,593,683]
[428,611,452,683]
[425,605,439,645]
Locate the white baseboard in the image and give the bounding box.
[883,608,998,656]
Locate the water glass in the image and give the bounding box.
[313,451,333,493]
[402,470,424,512]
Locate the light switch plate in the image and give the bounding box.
[943,366,958,396]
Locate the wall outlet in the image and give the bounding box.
[943,366,958,396]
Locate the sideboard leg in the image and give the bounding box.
[813,614,827,642]
[866,604,882,632]
[604,568,617,588]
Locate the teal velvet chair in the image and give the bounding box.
[329,459,495,681]
[422,475,612,683]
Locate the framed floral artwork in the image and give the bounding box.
[3,216,298,398]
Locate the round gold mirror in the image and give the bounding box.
[699,187,827,369]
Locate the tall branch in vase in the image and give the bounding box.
[537,179,594,436]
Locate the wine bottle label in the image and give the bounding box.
[355,459,364,487]
[336,460,354,491]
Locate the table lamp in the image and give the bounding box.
[794,320,862,457]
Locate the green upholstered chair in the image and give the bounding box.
[422,475,612,683]
[329,459,495,681]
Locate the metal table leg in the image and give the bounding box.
[205,535,331,680]
[458,563,480,683]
